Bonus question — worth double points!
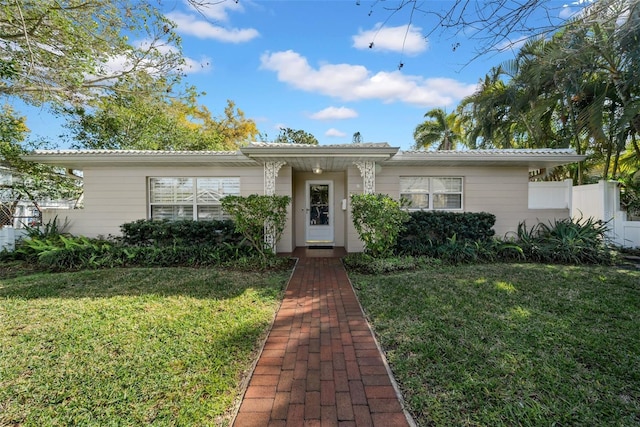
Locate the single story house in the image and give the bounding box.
[25,143,585,253]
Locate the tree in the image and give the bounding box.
[274,128,319,145]
[413,108,462,150]
[458,4,640,183]
[214,100,260,148]
[457,68,516,149]
[64,77,259,151]
[0,1,186,109]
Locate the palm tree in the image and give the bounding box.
[458,66,515,149]
[413,108,462,150]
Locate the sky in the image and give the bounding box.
[13,0,581,151]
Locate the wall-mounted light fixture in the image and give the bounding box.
[312,166,323,174]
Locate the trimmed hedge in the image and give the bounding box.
[396,211,496,256]
[120,219,244,247]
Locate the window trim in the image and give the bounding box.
[400,176,464,211]
[148,177,240,221]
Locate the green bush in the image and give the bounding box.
[221,194,291,260]
[512,217,615,264]
[396,211,496,256]
[350,193,410,258]
[9,217,263,271]
[14,235,115,271]
[120,219,243,247]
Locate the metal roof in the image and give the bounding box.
[24,146,585,172]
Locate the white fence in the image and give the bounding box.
[528,179,639,248]
[529,179,573,209]
[572,181,640,248]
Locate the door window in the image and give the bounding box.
[309,184,330,225]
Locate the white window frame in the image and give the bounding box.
[148,177,240,221]
[400,177,464,211]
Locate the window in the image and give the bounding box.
[149,177,240,221]
[400,177,463,210]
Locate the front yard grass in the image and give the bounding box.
[0,267,290,426]
[350,263,640,426]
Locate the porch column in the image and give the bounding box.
[354,160,376,194]
[263,161,286,253]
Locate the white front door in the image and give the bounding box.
[306,180,334,244]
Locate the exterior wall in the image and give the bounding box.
[293,171,347,248]
[39,160,576,252]
[43,165,265,238]
[345,165,365,252]
[275,166,294,253]
[375,165,572,239]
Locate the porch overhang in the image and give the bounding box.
[240,143,400,172]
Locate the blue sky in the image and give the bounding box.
[14,0,580,151]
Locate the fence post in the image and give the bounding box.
[564,179,573,212]
[0,226,16,251]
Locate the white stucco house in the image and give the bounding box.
[25,143,585,253]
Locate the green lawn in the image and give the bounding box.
[350,263,640,427]
[0,267,289,426]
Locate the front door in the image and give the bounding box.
[306,181,334,245]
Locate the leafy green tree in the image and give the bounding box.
[65,79,259,151]
[0,0,185,108]
[274,128,319,145]
[413,108,462,150]
[459,5,640,183]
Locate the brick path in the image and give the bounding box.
[233,250,413,427]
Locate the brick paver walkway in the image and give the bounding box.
[233,251,413,427]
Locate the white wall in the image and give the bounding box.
[572,181,640,248]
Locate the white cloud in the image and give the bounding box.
[310,106,358,120]
[353,23,428,55]
[325,128,346,137]
[166,11,259,43]
[260,50,477,107]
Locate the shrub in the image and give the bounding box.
[16,235,115,271]
[396,211,496,256]
[511,216,614,264]
[120,219,242,247]
[350,193,410,258]
[221,194,291,260]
